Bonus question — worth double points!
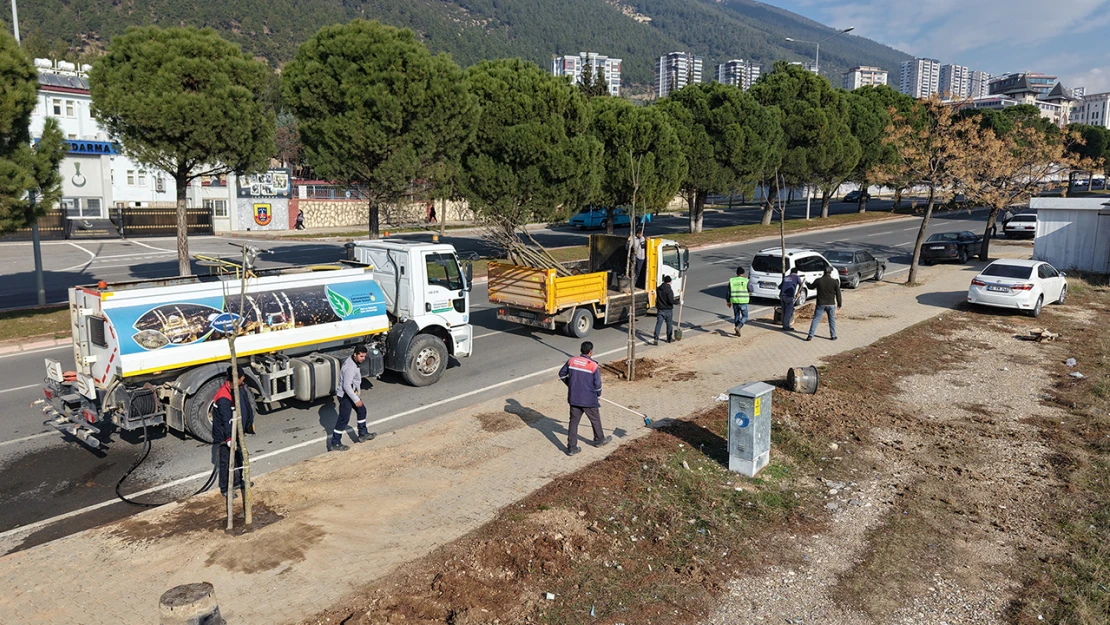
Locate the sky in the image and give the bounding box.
[772,0,1110,93]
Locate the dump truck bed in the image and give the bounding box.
[487,262,608,314]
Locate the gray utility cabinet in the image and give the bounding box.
[727,381,773,477]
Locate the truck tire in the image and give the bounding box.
[568,308,593,338]
[402,334,448,387]
[184,377,221,443]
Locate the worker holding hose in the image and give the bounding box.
[558,341,612,456]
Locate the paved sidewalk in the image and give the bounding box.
[0,260,998,624]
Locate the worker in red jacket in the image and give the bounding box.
[213,366,255,498]
[558,341,612,456]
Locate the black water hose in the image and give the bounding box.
[115,421,220,508]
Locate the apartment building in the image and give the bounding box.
[1071,92,1110,128]
[989,72,1057,97]
[715,59,761,91]
[551,52,623,96]
[899,58,941,98]
[657,52,703,98]
[939,64,971,99]
[969,70,992,99]
[843,66,888,90]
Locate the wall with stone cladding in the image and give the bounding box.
[300,199,475,229]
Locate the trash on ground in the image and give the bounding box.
[1025,328,1059,342]
[1070,372,1086,379]
[1065,358,1077,367]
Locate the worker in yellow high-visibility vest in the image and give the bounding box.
[726,266,754,337]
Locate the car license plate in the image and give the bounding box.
[987,285,1008,292]
[759,282,774,289]
[930,245,945,250]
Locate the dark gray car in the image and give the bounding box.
[823,249,887,288]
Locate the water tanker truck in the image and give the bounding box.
[41,240,473,446]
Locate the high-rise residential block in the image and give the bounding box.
[843,66,888,90]
[939,64,971,99]
[551,52,622,96]
[899,58,941,98]
[657,52,703,98]
[715,59,761,91]
[969,70,992,99]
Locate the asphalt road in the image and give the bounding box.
[0,197,918,310]
[0,204,988,555]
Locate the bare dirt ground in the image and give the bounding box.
[297,276,1109,625]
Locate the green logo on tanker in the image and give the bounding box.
[326,286,354,317]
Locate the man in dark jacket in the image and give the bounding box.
[806,266,842,341]
[779,268,802,331]
[213,366,254,498]
[654,275,677,345]
[558,341,611,456]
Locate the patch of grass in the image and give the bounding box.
[1008,276,1110,624]
[0,306,70,343]
[310,405,828,625]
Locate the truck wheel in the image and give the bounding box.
[568,308,593,338]
[184,377,220,443]
[402,334,448,387]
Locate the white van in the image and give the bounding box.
[748,248,833,301]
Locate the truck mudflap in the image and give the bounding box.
[451,325,473,358]
[496,307,557,331]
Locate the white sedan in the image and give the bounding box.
[967,259,1067,317]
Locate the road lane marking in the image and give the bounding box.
[0,432,54,448]
[866,231,894,237]
[0,345,70,360]
[59,242,98,271]
[128,240,174,252]
[0,384,38,395]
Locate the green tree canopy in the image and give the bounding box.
[659,82,783,232]
[589,97,686,231]
[844,85,908,212]
[283,20,477,239]
[749,61,858,224]
[460,58,601,234]
[0,31,66,234]
[90,26,275,275]
[1066,124,1110,177]
[958,104,1059,139]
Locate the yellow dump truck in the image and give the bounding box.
[488,234,689,337]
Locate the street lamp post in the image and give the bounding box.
[785,26,854,220]
[785,26,854,76]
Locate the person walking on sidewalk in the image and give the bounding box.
[726,266,754,336]
[654,275,676,345]
[779,268,802,331]
[213,366,253,498]
[806,266,842,341]
[558,341,611,456]
[331,345,377,452]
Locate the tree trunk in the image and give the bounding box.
[176,175,191,276]
[788,186,794,203]
[980,206,999,261]
[820,189,831,219]
[894,188,903,211]
[606,206,615,235]
[907,186,936,284]
[858,178,868,213]
[687,190,705,233]
[368,196,379,240]
[439,197,447,239]
[761,179,778,226]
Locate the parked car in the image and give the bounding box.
[823,249,887,288]
[567,206,650,230]
[1003,213,1037,238]
[919,231,983,264]
[748,248,833,301]
[967,259,1067,318]
[843,190,871,203]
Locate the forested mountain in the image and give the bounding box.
[10,0,909,90]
